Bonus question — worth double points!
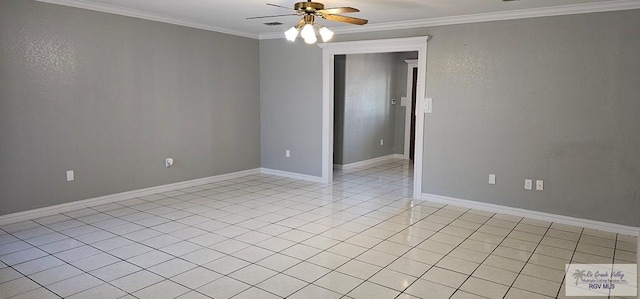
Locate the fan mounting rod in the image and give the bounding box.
[303,14,315,25]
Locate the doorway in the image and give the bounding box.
[319,36,431,198]
[333,52,417,168]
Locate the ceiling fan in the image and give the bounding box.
[247,1,368,44]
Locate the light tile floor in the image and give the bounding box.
[0,159,637,298]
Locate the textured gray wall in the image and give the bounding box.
[0,0,261,215]
[259,40,323,176]
[334,53,397,165]
[417,12,640,227]
[259,10,640,226]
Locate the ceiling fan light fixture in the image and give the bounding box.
[251,1,367,44]
[303,33,317,44]
[319,26,334,42]
[284,26,299,41]
[300,24,315,41]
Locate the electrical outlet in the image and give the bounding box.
[380,139,384,146]
[66,170,74,182]
[524,179,532,190]
[489,174,496,185]
[285,150,291,158]
[536,180,544,191]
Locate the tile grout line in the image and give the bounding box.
[384,206,504,298]
[505,219,556,298]
[553,226,584,298]
[447,215,527,299]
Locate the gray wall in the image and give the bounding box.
[0,0,261,215]
[333,53,397,165]
[259,10,640,226]
[259,40,323,176]
[417,12,640,227]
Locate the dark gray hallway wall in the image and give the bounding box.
[334,52,415,165]
[0,0,261,215]
[259,10,640,226]
[333,55,347,165]
[334,53,397,165]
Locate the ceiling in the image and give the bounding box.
[39,0,640,38]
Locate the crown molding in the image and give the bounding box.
[36,0,640,41]
[36,0,259,39]
[259,0,640,40]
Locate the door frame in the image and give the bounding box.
[403,59,419,160]
[319,36,430,198]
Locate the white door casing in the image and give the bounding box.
[403,59,418,160]
[319,36,430,198]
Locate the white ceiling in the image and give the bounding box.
[39,0,640,38]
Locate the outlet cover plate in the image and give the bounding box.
[536,180,544,191]
[525,179,532,190]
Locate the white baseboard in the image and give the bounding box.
[0,168,261,226]
[335,154,405,170]
[422,193,640,236]
[260,168,324,183]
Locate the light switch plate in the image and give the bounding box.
[489,174,496,185]
[524,179,532,190]
[400,97,408,107]
[66,170,74,182]
[425,98,433,113]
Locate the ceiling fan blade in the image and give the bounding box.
[317,7,359,15]
[246,13,298,20]
[323,14,368,25]
[267,3,294,10]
